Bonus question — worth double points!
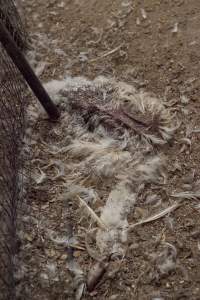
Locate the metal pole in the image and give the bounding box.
[0,21,60,120]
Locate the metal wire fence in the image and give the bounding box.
[0,1,28,299]
[0,0,28,50]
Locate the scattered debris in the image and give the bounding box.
[172,22,178,33]
[136,17,141,25]
[140,8,147,20]
[20,0,200,298]
[180,94,189,105]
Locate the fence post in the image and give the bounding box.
[0,21,60,120]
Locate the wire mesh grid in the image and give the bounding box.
[0,1,28,299]
[0,0,28,50]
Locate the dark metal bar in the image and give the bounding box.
[0,21,60,120]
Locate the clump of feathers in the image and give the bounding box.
[32,75,177,259]
[58,76,177,145]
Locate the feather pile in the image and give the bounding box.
[29,75,178,290]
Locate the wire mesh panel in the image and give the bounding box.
[0,0,28,50]
[0,1,28,299]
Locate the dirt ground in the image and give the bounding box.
[19,0,200,299]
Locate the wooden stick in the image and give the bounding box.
[0,21,60,120]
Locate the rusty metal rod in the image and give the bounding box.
[0,21,60,120]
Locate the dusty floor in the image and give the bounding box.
[19,0,200,299]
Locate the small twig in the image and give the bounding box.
[171,191,200,200]
[68,243,85,251]
[77,196,108,230]
[129,202,181,232]
[90,44,123,62]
